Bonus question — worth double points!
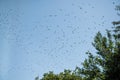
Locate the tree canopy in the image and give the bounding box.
[35,70,82,80]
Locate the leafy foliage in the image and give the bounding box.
[35,70,82,80]
[79,9,120,79]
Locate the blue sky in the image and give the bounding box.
[0,0,120,80]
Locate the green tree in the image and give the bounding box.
[104,5,120,80]
[76,24,120,80]
[77,5,120,80]
[35,70,82,80]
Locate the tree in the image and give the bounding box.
[77,5,120,80]
[35,70,82,80]
[104,5,120,80]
